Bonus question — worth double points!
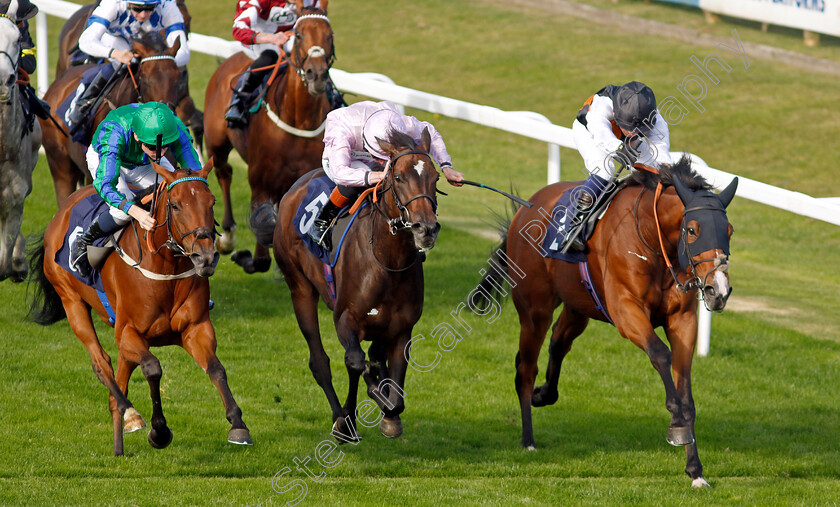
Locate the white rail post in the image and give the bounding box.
[35,11,49,97]
[697,304,712,357]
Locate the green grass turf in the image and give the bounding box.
[1,0,838,504]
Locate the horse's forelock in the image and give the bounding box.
[385,128,418,153]
[133,30,168,53]
[627,155,712,191]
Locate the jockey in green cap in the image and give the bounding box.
[70,102,201,277]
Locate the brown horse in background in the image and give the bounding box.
[27,159,252,456]
[204,2,334,274]
[273,129,440,441]
[474,159,737,487]
[38,31,182,207]
[54,1,202,146]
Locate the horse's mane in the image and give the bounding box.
[132,30,168,52]
[626,155,713,191]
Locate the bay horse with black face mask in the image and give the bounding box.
[204,1,334,274]
[39,30,182,207]
[27,159,252,456]
[474,157,737,487]
[273,129,440,441]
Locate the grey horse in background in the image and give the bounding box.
[0,2,41,282]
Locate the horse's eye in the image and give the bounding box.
[394,174,403,183]
[170,203,180,212]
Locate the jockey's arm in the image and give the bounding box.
[93,148,135,214]
[586,95,624,154]
[79,1,120,60]
[169,120,202,172]
[407,117,464,186]
[161,1,190,67]
[638,112,673,169]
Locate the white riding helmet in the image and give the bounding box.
[362,109,407,160]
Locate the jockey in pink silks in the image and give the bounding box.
[308,100,464,250]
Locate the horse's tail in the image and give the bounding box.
[26,234,66,325]
[471,212,514,313]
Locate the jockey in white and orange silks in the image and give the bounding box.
[562,81,673,252]
[308,100,464,250]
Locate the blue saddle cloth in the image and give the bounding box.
[55,194,113,292]
[292,175,367,267]
[541,186,587,263]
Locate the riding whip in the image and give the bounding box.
[460,180,533,208]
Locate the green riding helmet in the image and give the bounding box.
[131,102,181,145]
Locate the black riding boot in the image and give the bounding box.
[67,69,109,127]
[225,70,265,128]
[70,217,108,277]
[564,192,594,253]
[308,200,342,251]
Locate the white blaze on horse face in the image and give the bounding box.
[713,268,729,297]
[414,160,425,178]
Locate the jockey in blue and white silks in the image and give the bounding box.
[66,0,189,128]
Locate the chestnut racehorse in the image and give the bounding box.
[54,1,202,147]
[27,159,252,456]
[474,158,737,487]
[273,129,440,441]
[204,2,334,274]
[39,31,182,207]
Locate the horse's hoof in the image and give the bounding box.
[666,426,695,446]
[11,270,26,283]
[691,477,711,488]
[331,419,362,445]
[531,386,558,407]
[379,416,403,439]
[123,408,147,433]
[230,250,256,273]
[228,428,253,445]
[215,233,236,255]
[148,426,173,449]
[252,257,271,273]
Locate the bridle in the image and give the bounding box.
[127,54,177,105]
[679,204,731,298]
[0,14,20,105]
[147,175,216,257]
[368,149,439,272]
[289,13,335,85]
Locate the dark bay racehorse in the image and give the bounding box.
[28,159,252,456]
[54,1,202,146]
[39,31,182,207]
[273,129,440,440]
[0,10,40,281]
[204,2,334,274]
[475,159,737,487]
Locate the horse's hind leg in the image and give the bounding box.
[182,321,252,445]
[62,299,135,455]
[532,306,589,407]
[115,355,146,433]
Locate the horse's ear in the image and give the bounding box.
[419,127,431,153]
[166,37,181,57]
[376,137,397,158]
[320,0,329,13]
[197,156,214,180]
[672,174,694,206]
[718,177,738,209]
[151,161,178,185]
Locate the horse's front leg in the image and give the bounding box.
[665,308,708,488]
[611,300,691,445]
[375,333,412,439]
[181,321,252,445]
[333,311,365,443]
[118,328,173,450]
[211,154,237,254]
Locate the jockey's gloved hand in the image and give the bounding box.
[613,141,640,170]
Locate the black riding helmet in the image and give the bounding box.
[613,81,657,135]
